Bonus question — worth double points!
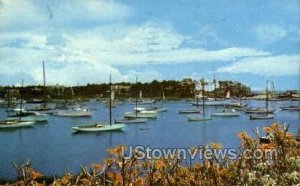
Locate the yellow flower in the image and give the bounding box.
[91,163,102,171]
[211,143,222,150]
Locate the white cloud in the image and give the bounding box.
[0,22,271,85]
[253,25,287,44]
[0,0,295,86]
[0,0,129,31]
[217,55,300,76]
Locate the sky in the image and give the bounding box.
[0,0,299,90]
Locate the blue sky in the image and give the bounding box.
[0,0,299,90]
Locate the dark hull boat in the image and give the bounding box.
[280,106,300,111]
[250,114,274,120]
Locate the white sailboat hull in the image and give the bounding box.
[124,112,157,119]
[0,121,35,128]
[56,110,92,117]
[72,124,125,132]
[211,112,240,117]
[187,116,212,121]
[115,118,147,124]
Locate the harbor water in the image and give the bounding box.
[0,100,299,180]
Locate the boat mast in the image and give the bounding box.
[19,79,24,121]
[6,87,10,108]
[43,61,46,108]
[213,61,217,98]
[266,80,269,114]
[109,74,112,126]
[135,76,138,118]
[201,78,205,117]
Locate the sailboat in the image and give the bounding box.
[28,61,54,114]
[135,91,167,113]
[187,78,212,121]
[72,74,125,132]
[225,91,231,99]
[250,81,274,120]
[123,76,157,119]
[224,88,247,109]
[0,80,35,129]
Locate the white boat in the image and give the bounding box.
[139,110,158,114]
[178,109,201,114]
[6,107,26,113]
[72,123,125,132]
[114,118,147,124]
[192,98,228,106]
[55,105,92,117]
[250,114,274,120]
[124,112,157,119]
[56,110,92,117]
[0,121,35,129]
[187,116,212,121]
[135,107,167,113]
[211,109,240,117]
[6,112,48,122]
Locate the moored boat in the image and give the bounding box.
[249,114,274,120]
[211,109,240,117]
[244,108,275,114]
[178,109,201,114]
[280,106,300,111]
[114,118,148,124]
[187,116,212,121]
[0,121,35,129]
[55,105,92,117]
[72,123,125,132]
[124,112,157,119]
[6,111,48,122]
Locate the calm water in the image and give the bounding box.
[0,100,299,179]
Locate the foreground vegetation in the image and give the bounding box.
[4,123,300,185]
